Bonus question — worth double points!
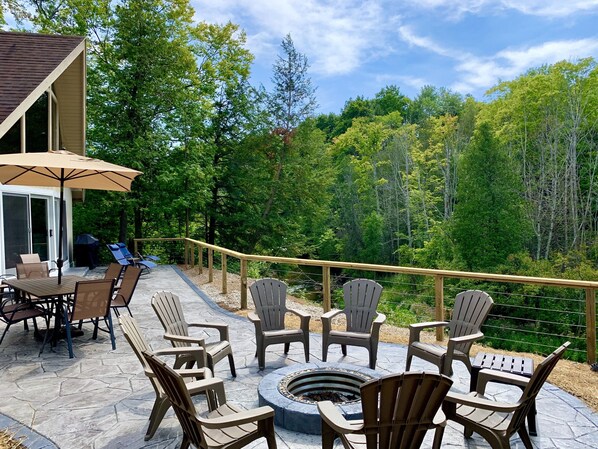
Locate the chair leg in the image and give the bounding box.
[341,344,347,356]
[0,324,10,345]
[64,309,74,358]
[321,421,336,449]
[284,342,290,354]
[432,426,445,449]
[179,434,190,449]
[322,336,329,362]
[263,417,277,449]
[258,345,266,370]
[228,353,236,377]
[303,339,310,363]
[38,314,51,356]
[405,351,413,371]
[145,397,170,441]
[126,305,133,316]
[106,313,116,350]
[518,424,534,449]
[368,349,377,369]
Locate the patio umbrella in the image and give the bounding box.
[0,150,141,283]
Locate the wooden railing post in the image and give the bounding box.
[221,254,227,294]
[322,265,331,313]
[240,258,248,310]
[134,239,138,256]
[198,245,203,274]
[208,248,213,283]
[435,275,444,341]
[586,288,596,364]
[190,244,195,269]
[184,239,189,268]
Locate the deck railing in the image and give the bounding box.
[134,237,598,364]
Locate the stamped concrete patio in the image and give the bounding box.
[0,265,596,448]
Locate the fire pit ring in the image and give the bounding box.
[258,362,381,434]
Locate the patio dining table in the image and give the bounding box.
[3,275,86,344]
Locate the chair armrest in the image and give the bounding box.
[186,377,226,406]
[321,309,343,321]
[432,409,447,427]
[444,392,519,413]
[408,321,449,344]
[247,312,263,334]
[449,332,484,344]
[163,333,206,347]
[317,401,363,434]
[476,368,530,394]
[198,406,275,429]
[188,322,230,341]
[288,307,310,331]
[153,346,208,369]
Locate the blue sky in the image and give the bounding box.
[193,0,598,114]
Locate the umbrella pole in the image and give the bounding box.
[57,173,64,284]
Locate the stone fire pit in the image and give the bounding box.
[258,362,381,434]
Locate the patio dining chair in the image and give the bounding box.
[151,291,236,377]
[104,262,124,285]
[248,278,310,370]
[321,278,385,369]
[0,292,51,347]
[19,253,41,263]
[142,350,278,449]
[110,265,142,317]
[62,279,116,358]
[442,342,570,449]
[406,290,494,376]
[118,315,218,440]
[317,371,453,449]
[16,262,50,279]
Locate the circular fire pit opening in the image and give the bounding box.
[280,367,366,404]
[258,362,381,434]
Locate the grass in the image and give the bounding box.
[0,430,26,449]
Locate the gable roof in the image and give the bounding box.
[0,31,86,139]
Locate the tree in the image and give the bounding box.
[452,122,529,270]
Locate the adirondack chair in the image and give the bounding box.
[151,291,236,377]
[142,350,278,449]
[318,371,453,449]
[321,279,385,369]
[248,278,310,370]
[406,290,494,376]
[118,315,217,440]
[442,342,570,449]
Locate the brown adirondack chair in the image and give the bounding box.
[318,371,453,449]
[248,278,310,370]
[118,315,218,441]
[406,290,494,376]
[442,342,570,449]
[322,279,385,369]
[110,265,141,317]
[141,350,278,449]
[151,291,236,377]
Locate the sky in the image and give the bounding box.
[192,0,598,114]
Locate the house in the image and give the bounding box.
[0,31,86,274]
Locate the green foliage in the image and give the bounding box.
[452,122,531,270]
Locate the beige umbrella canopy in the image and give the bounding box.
[0,150,142,283]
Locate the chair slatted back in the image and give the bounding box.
[449,290,493,353]
[114,266,142,307]
[119,315,152,368]
[360,372,453,449]
[342,279,383,333]
[142,350,205,448]
[71,279,114,322]
[508,342,569,434]
[249,278,288,331]
[104,263,124,283]
[16,262,49,279]
[151,291,190,348]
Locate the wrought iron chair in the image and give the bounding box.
[248,278,310,370]
[152,291,236,377]
[118,315,217,440]
[443,342,570,449]
[318,371,453,449]
[110,265,142,316]
[322,279,385,369]
[406,290,494,376]
[142,350,278,449]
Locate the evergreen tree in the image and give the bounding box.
[452,122,529,270]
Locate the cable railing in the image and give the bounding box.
[134,237,598,364]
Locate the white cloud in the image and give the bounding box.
[192,0,398,76]
[402,0,598,19]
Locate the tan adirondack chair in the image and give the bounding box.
[442,342,570,449]
[248,278,310,370]
[118,315,218,441]
[151,291,236,377]
[317,371,453,449]
[406,290,494,376]
[142,350,278,449]
[322,279,385,369]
